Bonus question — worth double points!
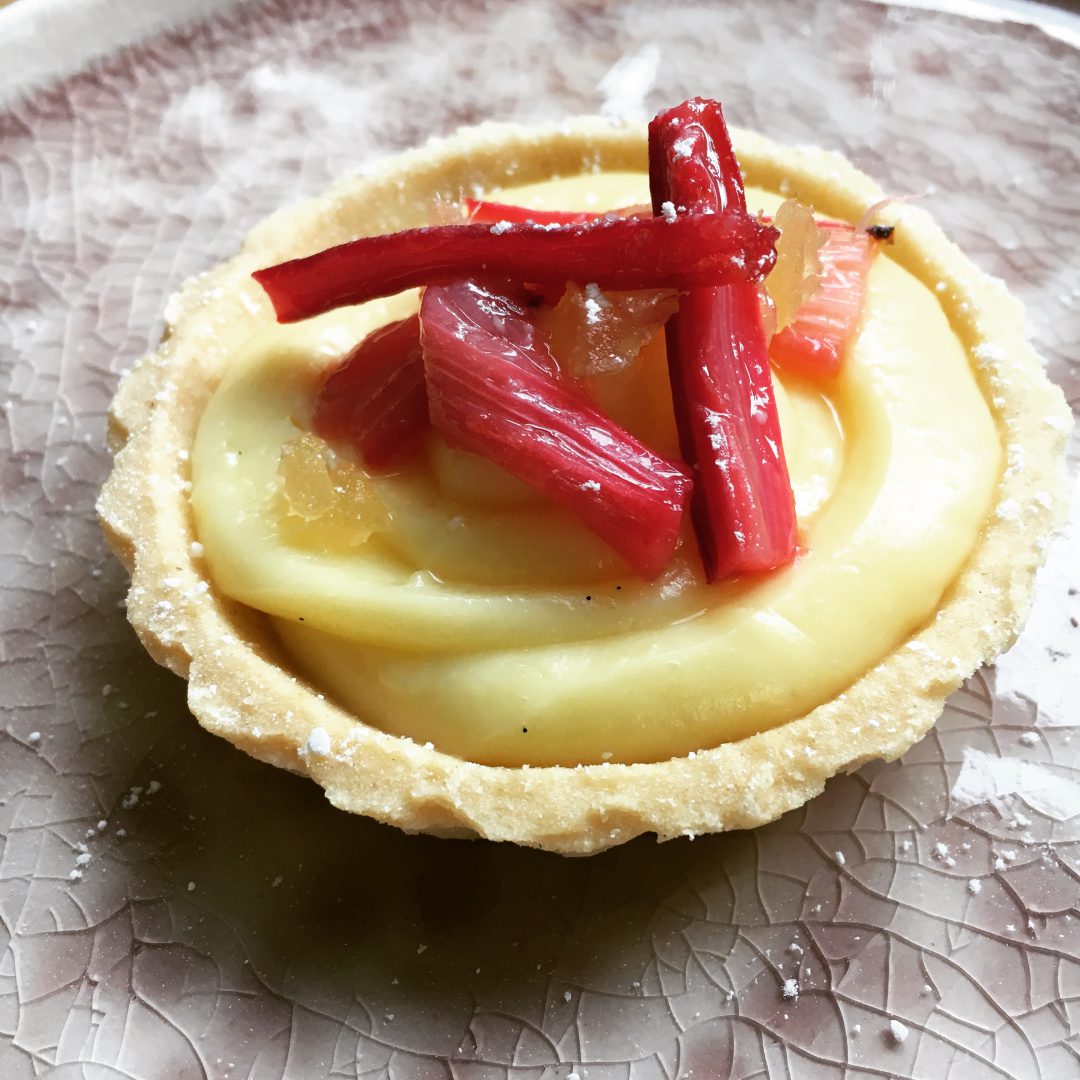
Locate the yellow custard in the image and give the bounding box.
[190,173,1000,768]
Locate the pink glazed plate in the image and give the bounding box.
[1,0,1078,1076]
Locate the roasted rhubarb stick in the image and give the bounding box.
[649,98,797,580]
[253,212,777,323]
[421,279,691,579]
[313,315,428,471]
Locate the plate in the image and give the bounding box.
[1,0,1077,1075]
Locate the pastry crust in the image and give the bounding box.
[98,118,1071,855]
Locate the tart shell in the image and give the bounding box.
[98,118,1071,855]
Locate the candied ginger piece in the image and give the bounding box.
[765,199,826,334]
[278,432,390,548]
[770,225,877,378]
[544,283,680,378]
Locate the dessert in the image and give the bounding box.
[98,103,1070,854]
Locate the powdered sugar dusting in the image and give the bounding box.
[951,748,1080,821]
[302,727,332,757]
[672,136,694,159]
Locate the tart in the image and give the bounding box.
[98,109,1070,855]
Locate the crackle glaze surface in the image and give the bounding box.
[1,0,1078,1076]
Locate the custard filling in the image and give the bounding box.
[191,173,1000,767]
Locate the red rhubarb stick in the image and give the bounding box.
[649,98,797,580]
[313,314,428,471]
[252,212,778,324]
[770,225,876,379]
[421,279,692,580]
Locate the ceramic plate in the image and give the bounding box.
[1,0,1078,1075]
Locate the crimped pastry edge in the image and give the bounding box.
[97,117,1072,855]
